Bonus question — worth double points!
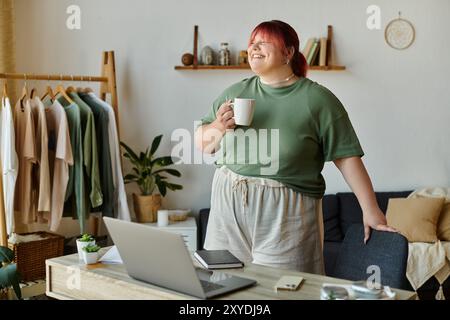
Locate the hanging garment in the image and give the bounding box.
[43,97,74,231]
[30,97,51,220]
[88,93,131,221]
[0,97,18,235]
[68,91,102,209]
[0,160,6,245]
[56,94,86,233]
[14,98,37,224]
[79,92,114,218]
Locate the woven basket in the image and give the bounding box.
[8,232,65,282]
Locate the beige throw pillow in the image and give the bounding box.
[386,197,445,243]
[437,203,450,241]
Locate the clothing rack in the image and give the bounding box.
[0,51,119,246]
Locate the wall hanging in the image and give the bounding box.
[385,12,415,50]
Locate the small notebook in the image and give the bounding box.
[194,250,244,269]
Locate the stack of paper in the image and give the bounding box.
[98,246,123,264]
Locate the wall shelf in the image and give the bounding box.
[309,65,346,71]
[174,64,345,71]
[175,25,346,72]
[174,65,251,70]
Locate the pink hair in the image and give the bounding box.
[248,20,307,77]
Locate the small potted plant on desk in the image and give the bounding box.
[0,246,21,300]
[76,234,96,259]
[81,244,101,265]
[121,134,183,223]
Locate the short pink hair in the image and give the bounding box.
[248,20,307,77]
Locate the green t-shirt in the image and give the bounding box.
[200,76,364,198]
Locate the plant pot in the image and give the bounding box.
[81,250,99,265]
[76,239,96,260]
[133,194,161,223]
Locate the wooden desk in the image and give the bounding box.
[46,248,416,300]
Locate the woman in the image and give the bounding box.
[195,20,396,274]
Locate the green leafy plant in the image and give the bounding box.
[78,234,95,242]
[0,246,21,299]
[82,244,101,253]
[121,135,183,196]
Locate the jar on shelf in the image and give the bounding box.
[238,50,248,65]
[218,42,231,66]
[200,46,214,65]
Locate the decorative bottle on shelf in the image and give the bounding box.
[218,42,231,66]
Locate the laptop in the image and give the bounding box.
[103,217,257,299]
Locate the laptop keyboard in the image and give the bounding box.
[200,280,225,293]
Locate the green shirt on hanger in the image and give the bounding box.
[56,94,87,233]
[69,91,103,209]
[79,92,114,218]
[200,76,364,199]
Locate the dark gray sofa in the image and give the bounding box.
[198,190,450,299]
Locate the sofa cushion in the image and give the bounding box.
[437,203,450,241]
[386,197,445,242]
[338,191,413,235]
[337,192,363,236]
[375,191,413,213]
[322,195,343,241]
[332,224,409,290]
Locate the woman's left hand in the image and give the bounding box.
[362,207,397,244]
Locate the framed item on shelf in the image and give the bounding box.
[385,12,415,50]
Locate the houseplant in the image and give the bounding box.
[0,246,21,299]
[76,234,96,259]
[121,134,183,223]
[81,244,101,265]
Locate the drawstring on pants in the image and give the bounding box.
[232,177,248,208]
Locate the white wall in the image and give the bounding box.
[13,0,450,221]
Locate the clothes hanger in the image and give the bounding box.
[76,76,83,93]
[66,75,76,94]
[29,79,37,99]
[2,82,7,100]
[53,74,74,104]
[76,76,88,93]
[19,74,28,111]
[2,82,7,109]
[82,76,94,93]
[41,75,54,101]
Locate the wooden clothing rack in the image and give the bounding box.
[0,50,119,246]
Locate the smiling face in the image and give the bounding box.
[247,33,289,76]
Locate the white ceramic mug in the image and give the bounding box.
[157,210,169,227]
[230,98,256,126]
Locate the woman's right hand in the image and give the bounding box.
[212,100,236,133]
